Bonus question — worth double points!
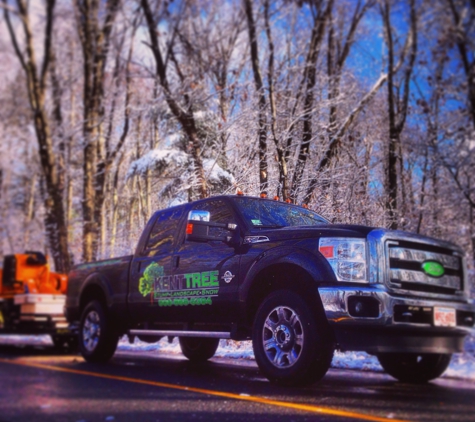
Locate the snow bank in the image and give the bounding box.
[2,334,475,381]
[116,336,475,380]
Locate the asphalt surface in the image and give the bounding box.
[0,342,475,422]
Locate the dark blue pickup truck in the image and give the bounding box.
[65,195,475,385]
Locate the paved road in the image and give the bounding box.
[0,343,474,422]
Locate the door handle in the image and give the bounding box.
[174,256,180,268]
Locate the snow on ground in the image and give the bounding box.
[2,334,475,381]
[117,336,475,381]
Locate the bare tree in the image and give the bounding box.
[289,0,333,202]
[444,0,475,261]
[301,0,374,204]
[304,69,390,205]
[3,0,71,271]
[141,0,208,201]
[381,0,417,229]
[447,0,475,128]
[244,0,269,195]
[74,0,136,261]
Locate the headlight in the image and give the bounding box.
[319,238,368,282]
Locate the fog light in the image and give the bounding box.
[348,296,380,318]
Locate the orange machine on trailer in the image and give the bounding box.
[0,251,76,349]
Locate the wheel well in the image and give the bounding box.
[79,284,107,314]
[245,264,326,327]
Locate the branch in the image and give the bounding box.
[395,0,417,133]
[141,0,168,87]
[109,18,139,164]
[40,0,56,91]
[442,159,475,209]
[304,72,388,204]
[337,0,374,70]
[2,0,27,72]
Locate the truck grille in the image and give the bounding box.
[387,240,464,296]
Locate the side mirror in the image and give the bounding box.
[185,218,239,246]
[188,210,210,222]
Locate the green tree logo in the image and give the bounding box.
[139,262,164,297]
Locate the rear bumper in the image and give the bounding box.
[319,286,475,354]
[11,314,69,334]
[0,294,70,335]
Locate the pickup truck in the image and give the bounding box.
[65,195,475,385]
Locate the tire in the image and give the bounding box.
[79,300,119,363]
[377,353,452,383]
[179,337,220,362]
[252,290,334,386]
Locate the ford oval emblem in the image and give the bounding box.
[422,261,445,278]
[222,271,235,284]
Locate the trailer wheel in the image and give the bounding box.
[377,353,452,383]
[179,337,220,362]
[252,290,334,386]
[79,300,118,363]
[52,334,78,352]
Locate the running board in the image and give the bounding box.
[128,329,231,339]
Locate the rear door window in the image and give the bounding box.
[144,207,184,255]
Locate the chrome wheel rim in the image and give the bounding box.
[262,306,304,368]
[82,310,101,352]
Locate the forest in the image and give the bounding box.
[0,0,474,276]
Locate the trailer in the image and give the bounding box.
[0,251,76,350]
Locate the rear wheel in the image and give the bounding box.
[252,290,334,386]
[377,352,452,383]
[179,337,220,362]
[79,300,119,363]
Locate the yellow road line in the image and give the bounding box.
[0,357,408,422]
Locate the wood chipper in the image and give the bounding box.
[0,251,76,349]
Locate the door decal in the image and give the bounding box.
[139,262,220,307]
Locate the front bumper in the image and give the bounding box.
[319,286,475,354]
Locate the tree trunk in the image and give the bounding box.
[74,0,121,261]
[381,0,417,229]
[244,0,268,195]
[304,72,388,205]
[290,0,333,203]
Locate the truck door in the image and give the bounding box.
[128,206,184,323]
[171,198,240,323]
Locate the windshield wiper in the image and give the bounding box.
[253,224,285,229]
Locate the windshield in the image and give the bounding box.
[234,197,329,228]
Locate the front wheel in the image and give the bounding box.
[79,300,119,363]
[179,337,220,362]
[377,353,452,383]
[252,290,334,386]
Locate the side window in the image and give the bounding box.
[191,199,235,238]
[145,207,183,254]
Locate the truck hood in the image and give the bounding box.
[248,224,375,242]
[247,225,463,253]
